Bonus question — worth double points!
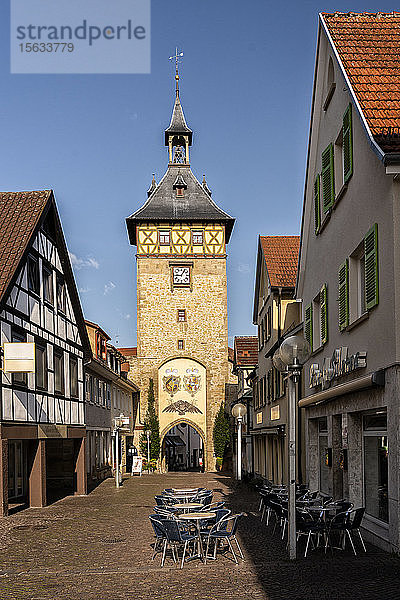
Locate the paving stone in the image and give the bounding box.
[0,472,399,599]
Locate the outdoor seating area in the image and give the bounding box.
[149,487,245,568]
[257,483,367,558]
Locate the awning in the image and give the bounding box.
[299,369,385,408]
[164,435,185,447]
[250,427,282,436]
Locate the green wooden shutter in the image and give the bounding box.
[343,104,353,184]
[314,175,321,234]
[320,284,328,345]
[364,224,379,310]
[322,143,335,212]
[338,259,349,331]
[304,303,313,351]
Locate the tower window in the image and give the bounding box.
[177,309,186,322]
[176,188,184,197]
[192,230,203,245]
[178,339,184,350]
[159,230,170,245]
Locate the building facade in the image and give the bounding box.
[0,191,90,515]
[252,236,300,485]
[231,336,258,478]
[124,73,235,471]
[297,12,400,552]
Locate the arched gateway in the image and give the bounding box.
[159,358,206,471]
[124,68,235,471]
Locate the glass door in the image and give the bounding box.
[8,440,26,501]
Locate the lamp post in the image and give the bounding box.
[145,429,151,464]
[273,335,311,560]
[231,402,247,481]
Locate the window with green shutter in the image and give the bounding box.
[314,174,321,234]
[304,304,313,351]
[322,143,335,212]
[320,284,328,345]
[364,224,379,310]
[343,104,353,184]
[338,259,349,330]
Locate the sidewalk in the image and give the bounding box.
[0,472,399,599]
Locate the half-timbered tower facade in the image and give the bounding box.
[0,191,91,515]
[125,74,235,471]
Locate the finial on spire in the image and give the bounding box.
[169,48,184,96]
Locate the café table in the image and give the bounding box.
[172,502,203,513]
[179,511,216,562]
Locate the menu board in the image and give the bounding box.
[131,456,143,476]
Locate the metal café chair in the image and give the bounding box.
[205,513,245,564]
[149,515,197,568]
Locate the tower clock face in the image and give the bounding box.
[173,266,190,286]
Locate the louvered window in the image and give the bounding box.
[338,259,349,331]
[321,143,335,212]
[343,104,353,184]
[314,175,321,234]
[364,224,379,310]
[304,304,313,351]
[320,284,328,345]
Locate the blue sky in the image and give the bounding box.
[1,1,396,347]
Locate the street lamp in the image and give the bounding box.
[145,430,151,464]
[273,335,311,560]
[231,402,247,481]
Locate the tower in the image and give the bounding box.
[126,69,235,472]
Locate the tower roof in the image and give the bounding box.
[164,94,193,145]
[126,165,235,245]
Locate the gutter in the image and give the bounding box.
[299,369,385,408]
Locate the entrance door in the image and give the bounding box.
[8,440,26,501]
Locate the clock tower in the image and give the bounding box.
[125,71,235,472]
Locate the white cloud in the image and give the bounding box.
[78,287,91,294]
[104,281,116,295]
[69,252,99,270]
[237,262,251,274]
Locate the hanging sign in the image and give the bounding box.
[3,342,35,372]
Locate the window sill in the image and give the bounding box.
[334,183,347,207]
[316,184,347,236]
[345,312,369,332]
[323,83,336,111]
[44,300,54,310]
[310,344,326,358]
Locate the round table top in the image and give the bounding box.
[179,512,216,520]
[172,503,203,509]
[307,505,334,512]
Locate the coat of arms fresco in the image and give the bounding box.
[183,372,201,396]
[163,370,181,397]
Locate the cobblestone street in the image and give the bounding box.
[0,472,399,600]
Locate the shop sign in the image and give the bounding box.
[309,347,367,389]
[270,406,280,421]
[256,412,263,424]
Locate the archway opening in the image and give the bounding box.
[162,422,204,472]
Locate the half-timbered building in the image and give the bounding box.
[0,190,91,515]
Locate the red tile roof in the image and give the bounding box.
[234,336,258,367]
[259,236,300,288]
[322,12,400,152]
[228,347,234,362]
[119,347,137,357]
[0,190,52,301]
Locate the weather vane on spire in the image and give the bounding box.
[169,48,184,96]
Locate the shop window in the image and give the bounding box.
[54,350,64,394]
[318,417,329,494]
[43,265,53,305]
[363,413,388,522]
[35,343,47,391]
[70,356,78,398]
[27,255,39,295]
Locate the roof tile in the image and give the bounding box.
[259,236,300,288]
